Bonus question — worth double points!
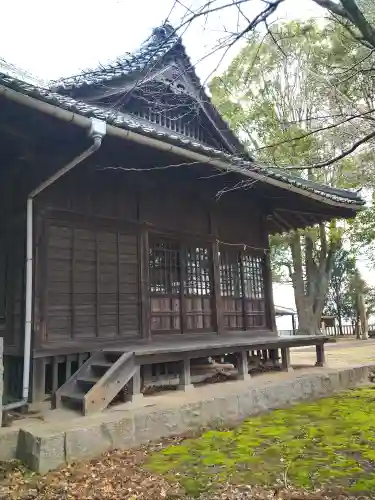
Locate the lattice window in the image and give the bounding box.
[149,239,180,295]
[219,248,266,330]
[149,239,212,332]
[149,239,181,332]
[184,247,212,330]
[184,247,211,296]
[219,250,242,298]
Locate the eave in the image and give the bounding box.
[0,76,365,223]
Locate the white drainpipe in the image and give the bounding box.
[3,118,106,412]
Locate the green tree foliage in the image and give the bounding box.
[210,19,373,334]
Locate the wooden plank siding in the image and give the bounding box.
[0,167,273,355]
[41,220,140,344]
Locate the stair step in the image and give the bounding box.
[61,392,85,402]
[77,375,101,384]
[103,351,124,363]
[60,392,85,410]
[91,361,113,370]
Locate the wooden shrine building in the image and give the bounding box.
[0,25,364,414]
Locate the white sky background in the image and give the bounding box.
[1,0,324,82]
[2,0,374,316]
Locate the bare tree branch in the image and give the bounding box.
[288,129,375,169]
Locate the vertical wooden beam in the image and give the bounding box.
[35,217,48,349]
[71,228,76,340]
[178,357,194,391]
[209,206,224,335]
[315,343,327,367]
[281,347,293,372]
[179,245,188,334]
[65,355,73,381]
[95,231,100,338]
[116,230,121,337]
[262,219,277,332]
[269,348,279,367]
[130,367,144,403]
[139,228,151,340]
[52,356,59,393]
[237,349,251,380]
[31,357,46,403]
[239,254,247,331]
[211,240,224,335]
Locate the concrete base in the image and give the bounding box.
[1,363,373,473]
[282,366,294,373]
[177,384,195,392]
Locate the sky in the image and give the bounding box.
[1,0,323,83]
[2,0,372,322]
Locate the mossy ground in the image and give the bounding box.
[147,387,375,497]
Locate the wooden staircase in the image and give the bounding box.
[55,350,138,415]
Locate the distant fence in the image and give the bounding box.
[325,325,375,337]
[279,325,375,337]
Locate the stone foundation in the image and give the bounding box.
[0,364,373,473]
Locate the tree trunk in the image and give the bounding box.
[337,313,343,336]
[358,289,369,340]
[355,313,361,339]
[289,230,336,336]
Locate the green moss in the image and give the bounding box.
[146,387,375,496]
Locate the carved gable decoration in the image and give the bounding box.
[50,24,247,155]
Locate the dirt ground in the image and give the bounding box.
[291,337,375,368]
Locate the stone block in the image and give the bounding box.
[201,395,240,427]
[17,428,65,473]
[10,364,375,473]
[65,424,112,463]
[238,389,257,418]
[134,408,183,444]
[0,428,19,461]
[180,402,204,430]
[103,414,135,449]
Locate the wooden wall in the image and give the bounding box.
[2,164,269,355]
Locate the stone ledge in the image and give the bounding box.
[1,364,373,473]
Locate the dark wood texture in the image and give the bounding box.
[1,150,273,358]
[43,218,139,345]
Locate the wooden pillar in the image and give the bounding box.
[139,229,150,340]
[262,220,277,332]
[269,348,279,366]
[315,343,327,367]
[211,240,224,335]
[142,364,153,385]
[237,349,251,380]
[178,357,194,391]
[281,347,293,372]
[52,356,59,394]
[31,357,46,403]
[129,367,144,403]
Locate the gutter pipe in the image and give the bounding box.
[2,117,106,411]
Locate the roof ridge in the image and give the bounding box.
[49,23,181,91]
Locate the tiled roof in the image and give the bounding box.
[0,70,364,208]
[50,24,181,92]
